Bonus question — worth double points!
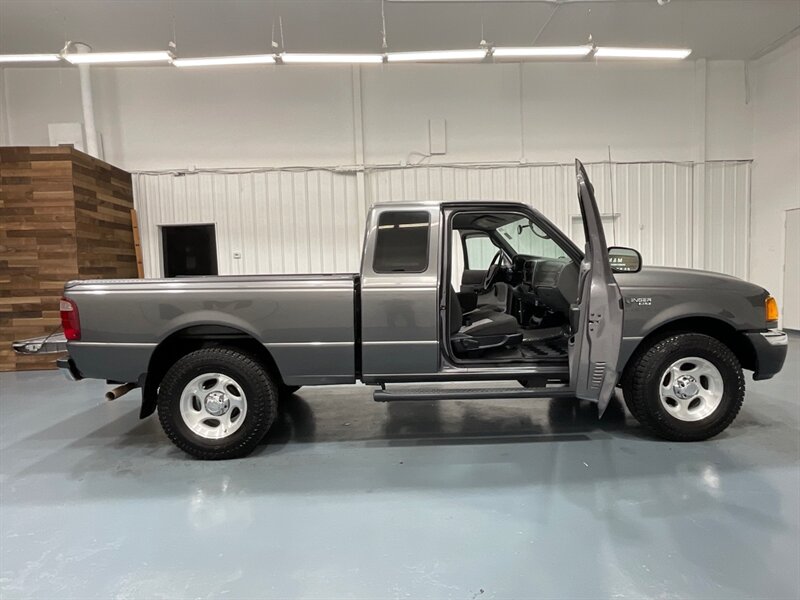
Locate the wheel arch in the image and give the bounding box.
[621,316,756,383]
[139,324,282,419]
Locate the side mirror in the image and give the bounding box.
[608,247,642,274]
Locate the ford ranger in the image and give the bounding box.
[24,161,788,459]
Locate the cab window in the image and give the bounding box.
[373,211,430,273]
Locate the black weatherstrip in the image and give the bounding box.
[354,275,362,380]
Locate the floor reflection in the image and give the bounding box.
[266,388,636,447]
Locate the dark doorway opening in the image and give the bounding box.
[162,224,218,278]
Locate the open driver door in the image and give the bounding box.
[569,159,624,416]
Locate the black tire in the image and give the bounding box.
[157,347,278,459]
[622,333,745,441]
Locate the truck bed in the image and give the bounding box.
[64,273,359,385]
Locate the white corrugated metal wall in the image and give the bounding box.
[134,170,364,276]
[132,160,751,280]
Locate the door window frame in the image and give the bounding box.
[440,205,581,369]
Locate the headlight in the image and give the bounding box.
[765,296,779,323]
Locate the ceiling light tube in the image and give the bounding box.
[281,53,383,64]
[594,47,692,59]
[0,54,62,63]
[173,54,275,67]
[63,51,173,65]
[493,46,592,59]
[387,49,487,62]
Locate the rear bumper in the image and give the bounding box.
[56,357,83,381]
[744,329,788,380]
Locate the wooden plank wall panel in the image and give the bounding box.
[1,147,78,371]
[72,151,137,279]
[0,146,136,372]
[131,209,144,277]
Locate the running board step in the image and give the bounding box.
[373,386,575,402]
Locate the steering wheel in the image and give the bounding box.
[482,250,504,292]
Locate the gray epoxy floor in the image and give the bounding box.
[1,341,799,600]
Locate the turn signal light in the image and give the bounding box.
[60,297,81,340]
[765,296,779,323]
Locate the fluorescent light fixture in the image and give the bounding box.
[63,51,173,65]
[594,47,692,59]
[493,46,592,59]
[387,49,487,63]
[0,54,61,63]
[173,54,275,67]
[281,53,383,64]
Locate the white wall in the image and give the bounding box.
[361,64,522,164]
[0,70,9,145]
[3,66,359,170]
[523,62,698,163]
[706,61,753,160]
[3,68,83,148]
[750,35,800,328]
[3,59,754,170]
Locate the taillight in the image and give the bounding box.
[60,297,81,340]
[765,295,779,323]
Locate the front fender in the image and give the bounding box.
[618,287,767,372]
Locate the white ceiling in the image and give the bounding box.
[1,0,798,60]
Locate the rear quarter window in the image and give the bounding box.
[373,211,430,273]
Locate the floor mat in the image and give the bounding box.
[521,336,568,358]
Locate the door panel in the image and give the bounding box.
[569,160,624,415]
[360,206,441,379]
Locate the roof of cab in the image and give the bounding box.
[370,200,532,209]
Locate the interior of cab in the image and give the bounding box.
[447,210,580,364]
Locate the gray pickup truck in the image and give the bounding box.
[41,161,787,459]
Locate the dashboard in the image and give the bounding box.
[517,256,578,315]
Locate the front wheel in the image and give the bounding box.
[157,347,278,459]
[622,333,745,441]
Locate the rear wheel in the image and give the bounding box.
[622,333,744,441]
[157,347,278,459]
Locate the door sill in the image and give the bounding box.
[374,384,574,402]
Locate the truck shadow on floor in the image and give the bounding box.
[263,392,633,451]
[7,385,797,490]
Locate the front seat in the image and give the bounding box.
[449,286,523,354]
[473,282,512,314]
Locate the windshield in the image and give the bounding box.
[496,217,570,261]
